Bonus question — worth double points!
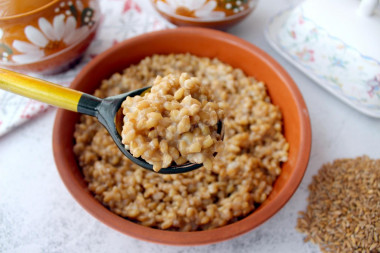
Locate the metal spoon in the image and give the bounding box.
[0,68,222,174]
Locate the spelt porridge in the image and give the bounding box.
[121,73,223,172]
[73,54,289,231]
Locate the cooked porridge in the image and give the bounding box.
[73,54,289,231]
[121,73,223,172]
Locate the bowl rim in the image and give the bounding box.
[0,0,62,21]
[53,27,311,246]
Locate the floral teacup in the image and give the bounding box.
[0,0,100,74]
[151,0,259,29]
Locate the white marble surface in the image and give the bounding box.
[1,0,380,252]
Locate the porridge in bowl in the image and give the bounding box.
[121,73,223,172]
[73,53,289,231]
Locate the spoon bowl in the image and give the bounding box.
[96,86,205,174]
[0,68,213,173]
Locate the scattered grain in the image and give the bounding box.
[296,156,380,252]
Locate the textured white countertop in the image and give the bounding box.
[1,0,380,252]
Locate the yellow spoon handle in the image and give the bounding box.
[0,68,83,112]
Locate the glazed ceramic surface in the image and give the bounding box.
[266,0,380,118]
[0,0,53,17]
[0,0,100,73]
[53,27,311,245]
[151,0,259,28]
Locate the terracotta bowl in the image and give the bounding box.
[151,0,259,29]
[0,0,100,74]
[53,27,311,245]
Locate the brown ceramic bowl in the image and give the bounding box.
[0,0,100,74]
[151,0,259,29]
[53,27,311,245]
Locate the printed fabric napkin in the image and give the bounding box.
[0,0,171,137]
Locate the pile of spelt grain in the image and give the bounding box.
[296,156,380,252]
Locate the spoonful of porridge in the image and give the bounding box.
[0,69,223,174]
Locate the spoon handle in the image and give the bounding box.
[0,68,101,116]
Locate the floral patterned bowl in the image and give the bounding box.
[0,0,100,74]
[151,0,259,29]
